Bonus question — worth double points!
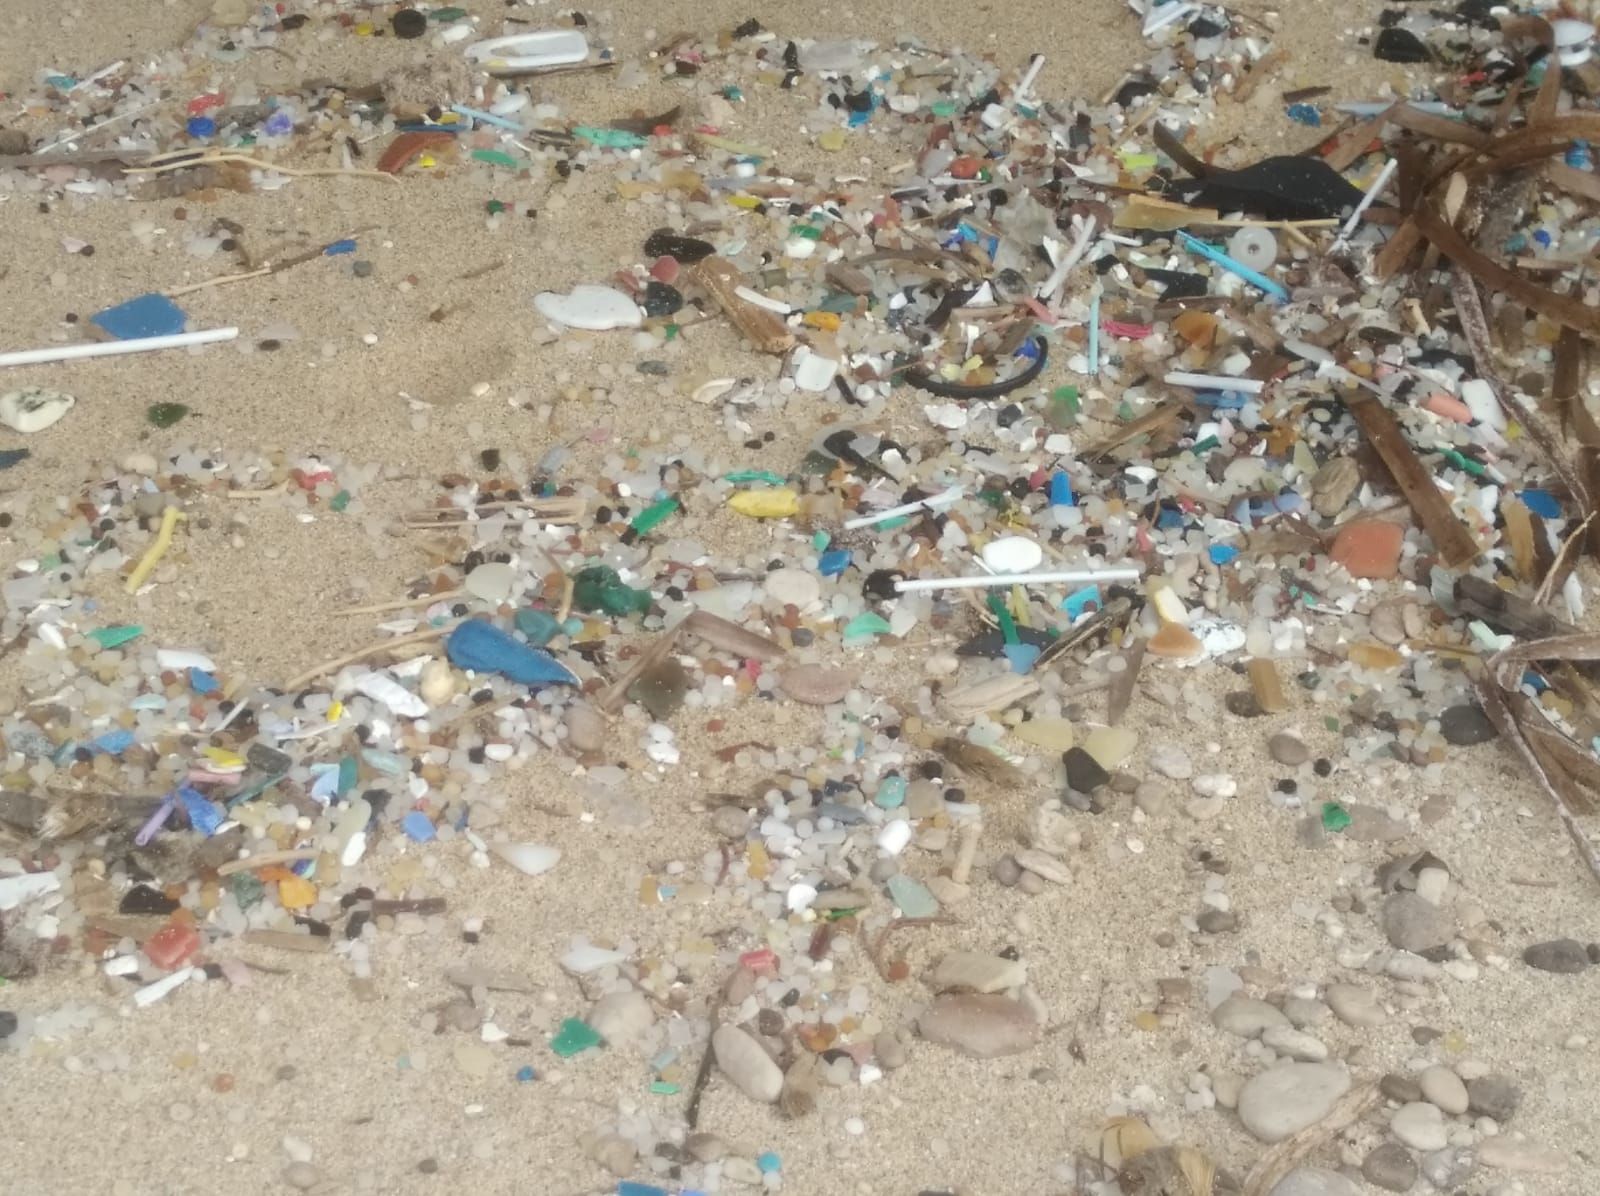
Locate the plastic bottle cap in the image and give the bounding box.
[1227,227,1278,271]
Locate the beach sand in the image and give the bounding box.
[1,3,1597,1194]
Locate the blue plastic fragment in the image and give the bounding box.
[1062,585,1100,619]
[179,786,225,836]
[617,1184,668,1196]
[1192,389,1247,409]
[757,1152,782,1174]
[516,1065,537,1083]
[1208,544,1240,566]
[186,116,216,138]
[90,293,188,340]
[1285,103,1321,126]
[323,239,357,256]
[309,766,341,802]
[0,449,29,470]
[1518,488,1561,518]
[188,667,219,695]
[818,549,851,577]
[1049,470,1074,507]
[264,110,294,136]
[401,810,436,842]
[1003,642,1041,674]
[446,620,578,687]
[89,729,135,755]
[1155,506,1185,531]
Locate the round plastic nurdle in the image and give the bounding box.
[391,9,427,38]
[1226,227,1278,272]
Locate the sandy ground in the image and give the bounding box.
[1,3,1598,1195]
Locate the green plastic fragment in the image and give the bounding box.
[823,905,861,921]
[792,224,824,240]
[550,1018,603,1057]
[573,565,652,617]
[664,323,679,341]
[147,402,190,428]
[1323,716,1341,733]
[486,199,507,215]
[1190,435,1220,454]
[818,292,860,314]
[471,148,521,168]
[515,607,564,646]
[930,100,959,116]
[842,611,892,642]
[574,126,647,148]
[874,515,909,530]
[1441,449,1486,477]
[724,470,786,486]
[430,5,468,18]
[330,489,351,512]
[988,594,1019,644]
[1321,801,1352,833]
[885,874,939,918]
[88,624,143,649]
[628,497,679,535]
[229,872,264,910]
[648,1080,681,1095]
[336,755,358,797]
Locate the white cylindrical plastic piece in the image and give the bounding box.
[1226,227,1277,272]
[0,327,239,369]
[895,568,1142,593]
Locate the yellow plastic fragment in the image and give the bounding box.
[729,490,800,518]
[125,507,184,594]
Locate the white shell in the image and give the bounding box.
[352,671,428,719]
[492,841,561,876]
[533,284,642,330]
[0,387,75,433]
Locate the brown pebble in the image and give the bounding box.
[1380,1072,1423,1103]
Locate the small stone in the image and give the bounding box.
[686,1133,729,1163]
[1212,1070,1243,1109]
[564,703,605,753]
[1331,520,1404,580]
[419,659,455,707]
[992,854,1023,886]
[779,664,854,706]
[1419,1064,1469,1115]
[1211,996,1290,1038]
[1419,1146,1475,1188]
[1522,938,1590,973]
[464,562,515,604]
[391,8,426,37]
[1380,1073,1423,1103]
[1383,893,1454,954]
[1362,1143,1419,1192]
[1013,717,1074,751]
[1466,1074,1522,1122]
[583,1132,636,1176]
[1261,1025,1328,1061]
[491,842,560,876]
[873,1030,908,1070]
[1477,1135,1567,1174]
[589,991,654,1046]
[1369,600,1409,646]
[1281,998,1330,1028]
[917,993,1040,1058]
[1148,621,1203,659]
[1439,704,1496,746]
[1149,743,1193,779]
[0,1011,16,1039]
[1082,726,1138,768]
[1013,848,1070,884]
[1310,457,1360,516]
[1267,1167,1359,1196]
[1197,908,1238,934]
[764,567,821,608]
[1391,1102,1449,1151]
[0,387,75,433]
[1063,746,1110,792]
[712,1024,783,1102]
[1268,731,1310,766]
[282,1162,321,1190]
[1237,1062,1352,1143]
[930,950,1026,994]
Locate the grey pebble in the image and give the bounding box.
[1237,1062,1351,1143]
[282,1162,322,1191]
[1522,938,1590,973]
[1267,1167,1359,1196]
[1438,703,1496,746]
[1383,892,1454,954]
[1197,908,1238,934]
[917,993,1040,1058]
[1282,997,1331,1028]
[1391,1101,1449,1151]
[1420,1146,1475,1188]
[1467,1074,1522,1122]
[1380,1073,1423,1104]
[1268,731,1310,766]
[1362,1142,1419,1192]
[1325,983,1385,1028]
[1211,996,1289,1038]
[992,854,1022,887]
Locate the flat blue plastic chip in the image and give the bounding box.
[89,293,188,340]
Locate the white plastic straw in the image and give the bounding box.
[1333,157,1399,249]
[1164,371,1266,394]
[896,567,1142,593]
[0,326,239,368]
[843,487,963,530]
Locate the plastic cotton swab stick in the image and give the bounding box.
[0,327,239,368]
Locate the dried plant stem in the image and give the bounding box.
[285,625,451,690]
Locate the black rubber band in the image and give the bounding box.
[904,335,1049,400]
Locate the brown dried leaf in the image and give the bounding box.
[933,736,1026,786]
[681,611,784,661]
[1345,395,1479,566]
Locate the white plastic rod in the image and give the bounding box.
[843,487,963,530]
[0,326,239,368]
[897,568,1142,593]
